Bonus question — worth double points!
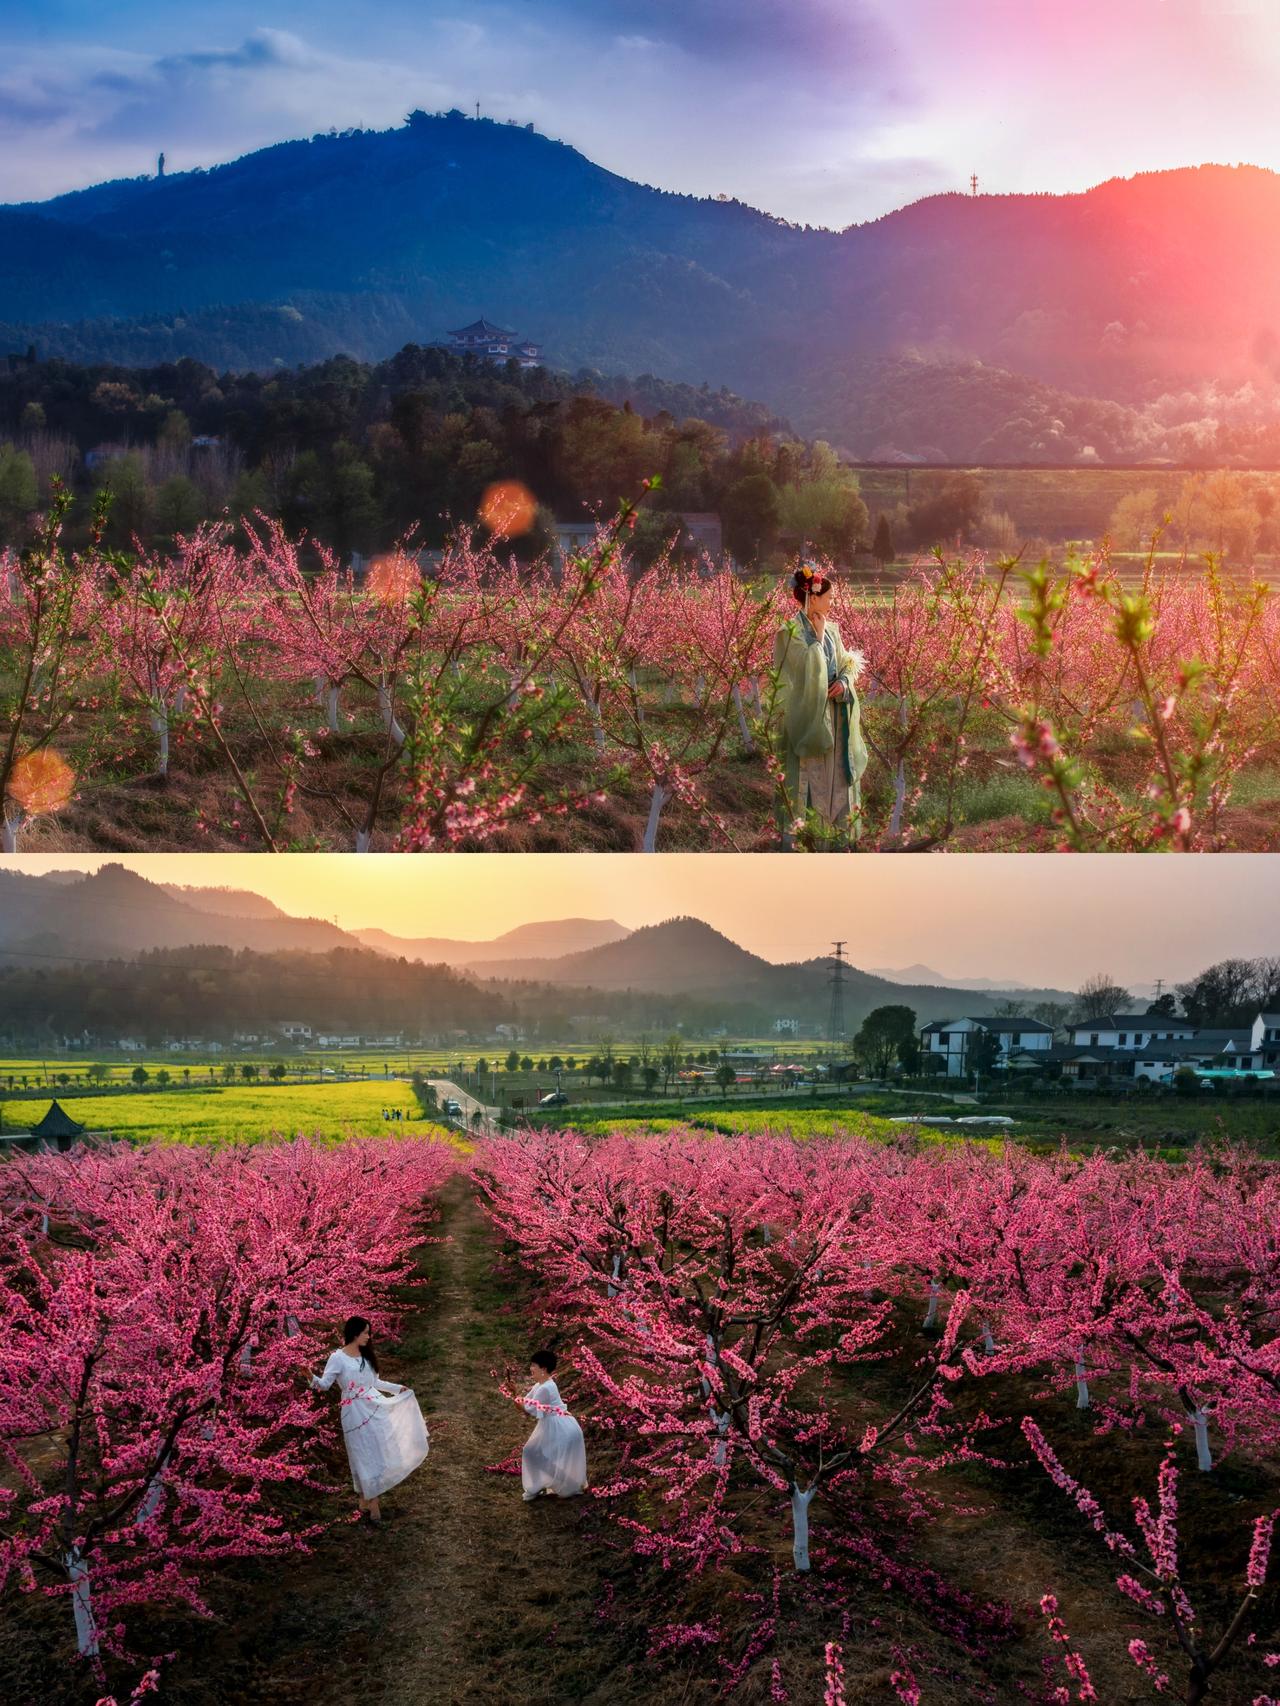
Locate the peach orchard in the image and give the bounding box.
[4,482,1280,852]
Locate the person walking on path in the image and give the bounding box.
[308,1315,430,1524]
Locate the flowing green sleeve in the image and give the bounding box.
[831,625,868,782]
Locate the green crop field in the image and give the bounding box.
[2,1080,451,1145]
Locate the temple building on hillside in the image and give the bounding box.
[446,318,543,367]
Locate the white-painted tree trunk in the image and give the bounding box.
[607,1254,621,1299]
[1190,1407,1213,1471]
[750,677,764,716]
[2,809,26,853]
[135,1449,171,1526]
[642,783,670,853]
[790,1484,816,1571]
[981,1321,996,1354]
[589,697,606,753]
[628,667,645,723]
[66,1551,99,1656]
[173,684,187,715]
[240,1343,254,1371]
[285,1314,300,1338]
[150,707,170,776]
[732,684,755,753]
[889,759,907,838]
[711,1408,730,1466]
[1074,1347,1090,1410]
[923,1279,941,1328]
[377,683,406,747]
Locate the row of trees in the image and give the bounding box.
[7,491,1280,854]
[476,1127,1280,1702]
[0,346,876,567]
[0,1136,457,1698]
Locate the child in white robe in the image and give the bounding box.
[521,1349,587,1500]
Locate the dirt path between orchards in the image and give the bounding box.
[114,1173,616,1706]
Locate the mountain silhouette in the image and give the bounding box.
[354,918,630,965]
[0,875,1066,1024]
[5,114,1277,449]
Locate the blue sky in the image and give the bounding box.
[3,1,1280,223]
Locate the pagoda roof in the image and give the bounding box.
[450,317,518,339]
[30,1099,86,1139]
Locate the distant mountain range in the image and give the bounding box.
[868,963,1035,993]
[0,867,1072,1027]
[4,113,1279,457]
[353,919,630,966]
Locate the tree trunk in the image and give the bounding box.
[791,1484,816,1571]
[732,683,755,753]
[1190,1407,1213,1471]
[642,783,670,853]
[1074,1347,1090,1410]
[2,810,25,853]
[355,829,372,853]
[66,1550,99,1656]
[150,707,170,776]
[135,1449,171,1526]
[377,682,406,747]
[889,758,907,838]
[923,1278,941,1328]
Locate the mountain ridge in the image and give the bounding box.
[0,872,1069,1024]
[4,116,1278,454]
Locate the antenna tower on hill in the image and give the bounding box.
[969,172,978,196]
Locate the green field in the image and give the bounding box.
[852,463,1264,549]
[3,1079,448,1145]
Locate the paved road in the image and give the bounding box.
[428,1077,498,1134]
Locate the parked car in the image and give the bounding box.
[538,1091,569,1107]
[443,1098,463,1117]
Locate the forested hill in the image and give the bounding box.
[5,111,1280,453]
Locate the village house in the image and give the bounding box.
[1068,1013,1196,1049]
[276,1021,313,1041]
[920,1016,1054,1077]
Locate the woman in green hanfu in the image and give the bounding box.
[773,562,868,846]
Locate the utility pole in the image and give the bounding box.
[969,172,978,197]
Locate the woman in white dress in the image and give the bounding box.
[521,1349,587,1501]
[309,1315,429,1524]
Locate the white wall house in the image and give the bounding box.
[921,1017,1054,1077]
[277,1022,313,1041]
[1069,1014,1196,1049]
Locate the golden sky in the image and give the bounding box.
[7,853,1279,987]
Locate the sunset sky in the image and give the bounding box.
[3,0,1279,221]
[9,853,1279,987]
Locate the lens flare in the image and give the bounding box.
[366,553,420,604]
[9,749,75,815]
[479,480,538,540]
